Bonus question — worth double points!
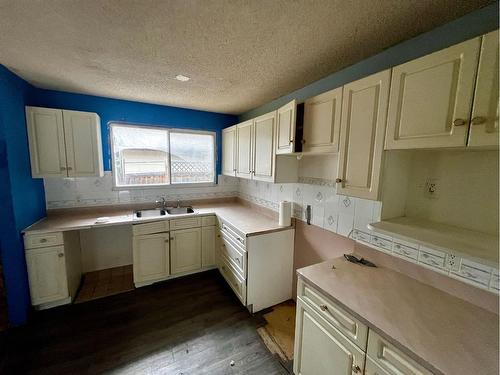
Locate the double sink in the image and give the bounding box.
[135,206,194,219]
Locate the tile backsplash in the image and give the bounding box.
[44,172,239,209]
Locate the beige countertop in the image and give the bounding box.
[297,257,499,375]
[23,202,291,237]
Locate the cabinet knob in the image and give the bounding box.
[170,237,174,240]
[40,238,47,243]
[453,119,467,127]
[320,304,328,311]
[165,239,169,243]
[67,166,73,171]
[60,166,66,171]
[301,139,306,144]
[335,178,342,183]
[471,116,486,125]
[352,364,361,373]
[58,253,64,258]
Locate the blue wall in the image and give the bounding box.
[29,89,237,174]
[0,65,46,326]
[240,2,499,120]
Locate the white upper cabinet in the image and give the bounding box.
[468,30,499,147]
[26,107,67,177]
[236,120,254,179]
[62,110,103,177]
[337,70,391,200]
[303,87,342,153]
[253,111,276,182]
[276,100,297,154]
[26,106,103,178]
[385,37,481,149]
[222,125,237,176]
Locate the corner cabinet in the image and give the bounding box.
[336,69,391,200]
[26,106,104,178]
[302,87,342,153]
[384,37,481,149]
[222,125,237,176]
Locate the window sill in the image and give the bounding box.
[112,182,217,191]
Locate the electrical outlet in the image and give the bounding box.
[424,178,440,199]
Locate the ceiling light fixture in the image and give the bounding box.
[175,74,190,82]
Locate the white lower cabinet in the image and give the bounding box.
[365,357,391,375]
[25,245,69,305]
[201,226,216,267]
[132,232,170,285]
[170,227,202,274]
[294,298,365,375]
[24,231,81,308]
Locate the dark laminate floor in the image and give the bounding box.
[0,270,288,375]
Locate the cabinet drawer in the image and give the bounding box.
[24,232,64,249]
[132,220,169,236]
[201,215,216,227]
[220,233,247,277]
[220,256,246,305]
[298,279,368,351]
[219,220,246,247]
[367,331,432,375]
[170,217,202,230]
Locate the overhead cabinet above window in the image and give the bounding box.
[26,106,104,178]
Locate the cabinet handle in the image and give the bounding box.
[335,178,342,183]
[352,364,361,373]
[235,258,240,263]
[320,304,328,311]
[67,166,73,171]
[301,139,306,144]
[165,239,169,243]
[58,253,64,258]
[170,237,174,240]
[453,119,467,126]
[60,166,67,171]
[471,116,486,125]
[39,238,47,243]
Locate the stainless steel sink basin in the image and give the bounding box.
[135,208,166,218]
[166,206,194,215]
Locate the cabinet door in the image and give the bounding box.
[236,120,254,179]
[468,30,499,147]
[62,110,103,177]
[303,88,342,153]
[202,226,216,267]
[253,111,276,182]
[293,299,365,375]
[132,232,170,284]
[25,246,69,305]
[337,70,391,200]
[385,37,481,149]
[25,106,67,177]
[365,357,391,375]
[276,100,297,154]
[171,227,202,274]
[222,126,237,176]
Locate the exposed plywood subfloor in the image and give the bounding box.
[257,300,296,364]
[75,265,134,303]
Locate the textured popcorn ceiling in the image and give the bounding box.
[0,0,490,114]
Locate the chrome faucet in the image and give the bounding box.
[156,197,166,209]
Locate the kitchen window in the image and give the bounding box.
[110,123,216,188]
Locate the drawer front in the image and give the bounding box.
[219,220,246,247]
[220,233,247,277]
[393,242,419,261]
[367,331,432,375]
[298,279,368,351]
[370,235,393,252]
[201,215,216,227]
[220,256,246,305]
[170,217,202,230]
[24,232,64,249]
[133,220,169,236]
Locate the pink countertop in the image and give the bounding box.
[23,202,291,236]
[297,257,499,375]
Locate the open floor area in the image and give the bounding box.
[0,270,288,374]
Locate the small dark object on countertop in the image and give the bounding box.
[344,254,377,267]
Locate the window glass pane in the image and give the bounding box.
[112,125,169,186]
[170,132,215,184]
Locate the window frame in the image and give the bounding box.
[109,122,217,190]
